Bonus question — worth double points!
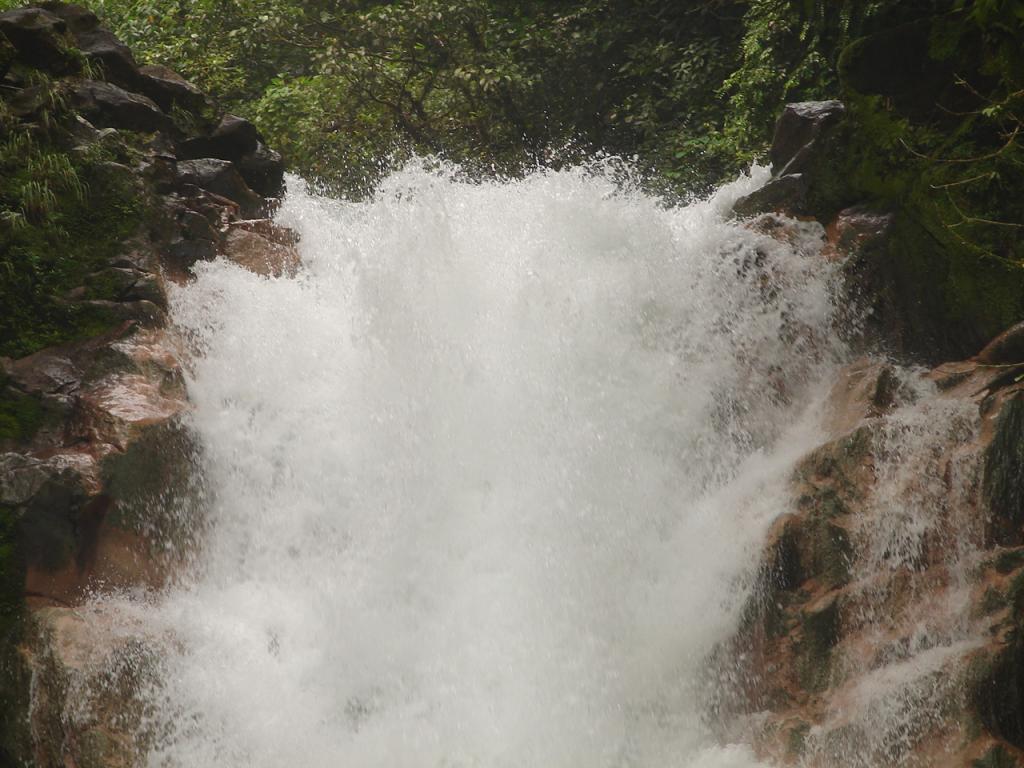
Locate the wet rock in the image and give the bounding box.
[733,174,808,219]
[21,606,160,768]
[984,393,1024,545]
[69,80,172,134]
[178,208,219,242]
[238,141,285,197]
[978,322,1024,366]
[0,7,78,74]
[137,63,206,113]
[796,596,840,693]
[179,113,259,161]
[973,745,1020,768]
[231,217,299,246]
[769,101,846,177]
[223,225,300,277]
[176,158,263,217]
[0,29,16,79]
[41,2,138,88]
[975,637,1024,751]
[828,205,894,253]
[165,236,217,275]
[179,116,285,197]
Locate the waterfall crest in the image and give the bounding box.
[115,163,849,767]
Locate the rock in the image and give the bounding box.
[984,393,1024,544]
[824,359,907,435]
[0,10,295,761]
[769,100,846,177]
[178,209,219,242]
[223,226,300,277]
[21,606,160,768]
[175,158,264,217]
[733,174,808,219]
[69,80,173,134]
[975,636,1024,751]
[827,205,893,253]
[797,596,841,693]
[178,116,285,196]
[178,113,260,161]
[238,141,286,197]
[977,322,1024,366]
[231,218,299,246]
[0,7,79,75]
[0,29,16,79]
[137,63,206,113]
[165,236,218,275]
[41,2,139,88]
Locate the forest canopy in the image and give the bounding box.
[39,0,1005,199]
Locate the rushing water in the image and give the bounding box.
[125,163,850,767]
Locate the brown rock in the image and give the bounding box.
[223,226,300,277]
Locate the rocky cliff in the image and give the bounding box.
[722,103,1024,767]
[1,6,1023,768]
[0,4,296,765]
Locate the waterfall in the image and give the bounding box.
[113,162,851,767]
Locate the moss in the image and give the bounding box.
[0,502,30,765]
[796,13,1024,361]
[0,382,45,445]
[1008,570,1024,619]
[997,550,1024,576]
[984,395,1024,544]
[980,586,1008,618]
[786,721,811,760]
[973,633,1024,750]
[797,598,840,693]
[974,745,1019,768]
[0,117,147,359]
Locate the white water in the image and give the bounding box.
[128,163,849,767]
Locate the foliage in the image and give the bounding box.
[0,67,144,359]
[90,0,751,196]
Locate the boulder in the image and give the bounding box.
[178,113,260,161]
[238,141,286,197]
[21,606,161,768]
[69,80,172,134]
[984,393,1024,545]
[137,63,207,113]
[41,2,138,88]
[733,174,808,219]
[223,226,300,277]
[175,158,264,217]
[0,30,16,79]
[769,101,846,177]
[977,322,1024,365]
[827,206,894,253]
[178,115,285,197]
[0,7,79,74]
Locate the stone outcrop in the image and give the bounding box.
[720,104,1024,767]
[0,4,298,764]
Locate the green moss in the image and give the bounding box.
[997,550,1024,576]
[974,745,1019,768]
[796,11,1024,360]
[0,133,145,359]
[0,382,45,445]
[786,721,811,760]
[981,586,1008,617]
[985,396,1024,542]
[0,502,29,765]
[797,598,840,693]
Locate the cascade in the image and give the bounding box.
[92,162,986,767]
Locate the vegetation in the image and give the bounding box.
[0,0,1020,355]
[0,64,145,359]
